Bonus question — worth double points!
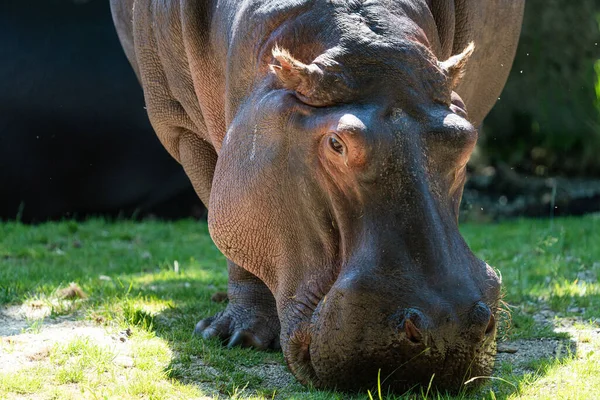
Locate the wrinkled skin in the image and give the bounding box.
[111,0,524,392]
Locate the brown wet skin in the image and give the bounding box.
[110,0,524,393]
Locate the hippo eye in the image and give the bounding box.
[328,135,345,155]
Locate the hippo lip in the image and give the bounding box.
[283,291,331,387]
[284,323,320,386]
[283,269,343,386]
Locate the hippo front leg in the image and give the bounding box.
[194,260,281,350]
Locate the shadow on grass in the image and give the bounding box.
[130,277,299,399]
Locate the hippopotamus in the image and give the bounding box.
[0,0,202,222]
[110,0,524,392]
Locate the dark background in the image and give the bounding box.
[484,0,600,178]
[1,0,599,222]
[461,0,600,220]
[0,0,203,222]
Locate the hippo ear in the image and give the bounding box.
[269,46,323,97]
[439,42,475,89]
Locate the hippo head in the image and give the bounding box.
[208,36,501,392]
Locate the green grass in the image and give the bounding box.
[0,216,599,399]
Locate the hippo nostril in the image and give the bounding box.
[471,301,494,337]
[485,314,496,336]
[404,318,422,343]
[398,309,426,343]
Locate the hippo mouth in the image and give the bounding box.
[283,294,499,393]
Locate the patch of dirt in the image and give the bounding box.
[170,356,226,398]
[495,338,577,375]
[0,305,131,374]
[0,304,54,335]
[240,363,296,389]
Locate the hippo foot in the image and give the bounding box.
[194,261,280,350]
[194,303,281,350]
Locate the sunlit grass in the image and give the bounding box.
[461,216,600,317]
[507,350,600,399]
[0,328,203,399]
[0,365,48,395]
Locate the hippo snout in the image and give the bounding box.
[285,268,500,392]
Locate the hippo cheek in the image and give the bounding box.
[283,279,498,393]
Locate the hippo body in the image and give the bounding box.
[0,0,202,222]
[111,0,524,391]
